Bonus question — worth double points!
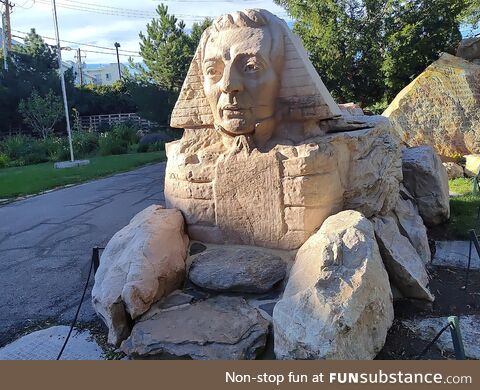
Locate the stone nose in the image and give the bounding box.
[220,64,244,94]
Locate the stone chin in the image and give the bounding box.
[215,116,276,147]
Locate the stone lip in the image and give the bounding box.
[188,247,287,293]
[120,295,270,360]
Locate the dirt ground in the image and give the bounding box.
[377,265,480,360]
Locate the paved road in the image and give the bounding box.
[0,163,166,346]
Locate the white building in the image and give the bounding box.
[62,61,128,86]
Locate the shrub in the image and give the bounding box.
[0,135,48,165]
[138,141,165,153]
[98,132,128,156]
[0,135,33,161]
[0,153,9,168]
[19,142,49,165]
[111,122,140,145]
[41,136,70,162]
[72,130,99,157]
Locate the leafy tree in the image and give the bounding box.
[382,0,464,101]
[18,90,64,139]
[71,81,137,116]
[132,4,211,92]
[461,0,480,29]
[126,5,211,126]
[275,0,467,107]
[0,29,70,135]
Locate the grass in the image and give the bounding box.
[0,152,165,199]
[449,178,475,195]
[443,178,480,240]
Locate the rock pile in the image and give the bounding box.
[91,8,450,360]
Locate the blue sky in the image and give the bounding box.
[10,1,478,65]
[11,0,291,64]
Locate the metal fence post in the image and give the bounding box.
[448,316,466,360]
[92,246,100,275]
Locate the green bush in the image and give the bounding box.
[1,135,33,161]
[98,132,128,156]
[0,135,49,166]
[72,130,99,157]
[41,136,69,162]
[111,122,140,145]
[0,153,9,168]
[138,141,165,153]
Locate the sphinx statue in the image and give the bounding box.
[93,9,440,360]
[166,9,401,250]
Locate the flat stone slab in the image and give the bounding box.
[188,247,287,293]
[121,296,270,360]
[434,241,480,270]
[0,326,104,360]
[403,315,480,359]
[54,160,90,169]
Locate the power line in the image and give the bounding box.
[11,34,142,57]
[34,0,212,21]
[14,0,35,10]
[13,29,140,55]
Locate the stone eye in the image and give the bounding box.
[206,67,219,77]
[244,62,260,73]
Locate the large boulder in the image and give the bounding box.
[442,162,464,179]
[393,196,431,264]
[92,205,189,346]
[401,146,450,226]
[188,247,287,293]
[384,53,480,158]
[372,215,434,301]
[465,154,480,177]
[121,295,269,359]
[273,210,394,360]
[456,37,480,63]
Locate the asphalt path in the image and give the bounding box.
[0,163,166,346]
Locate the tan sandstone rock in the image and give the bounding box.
[443,162,464,179]
[165,9,402,250]
[465,154,480,177]
[384,53,480,158]
[166,120,401,250]
[401,146,450,226]
[273,210,394,360]
[372,215,434,301]
[393,196,431,264]
[91,206,189,346]
[457,37,480,63]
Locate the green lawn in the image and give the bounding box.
[0,152,165,199]
[446,178,480,239]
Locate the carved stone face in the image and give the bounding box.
[202,26,280,139]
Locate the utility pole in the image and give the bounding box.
[75,47,84,86]
[114,42,122,81]
[51,0,75,162]
[0,0,12,50]
[1,11,7,71]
